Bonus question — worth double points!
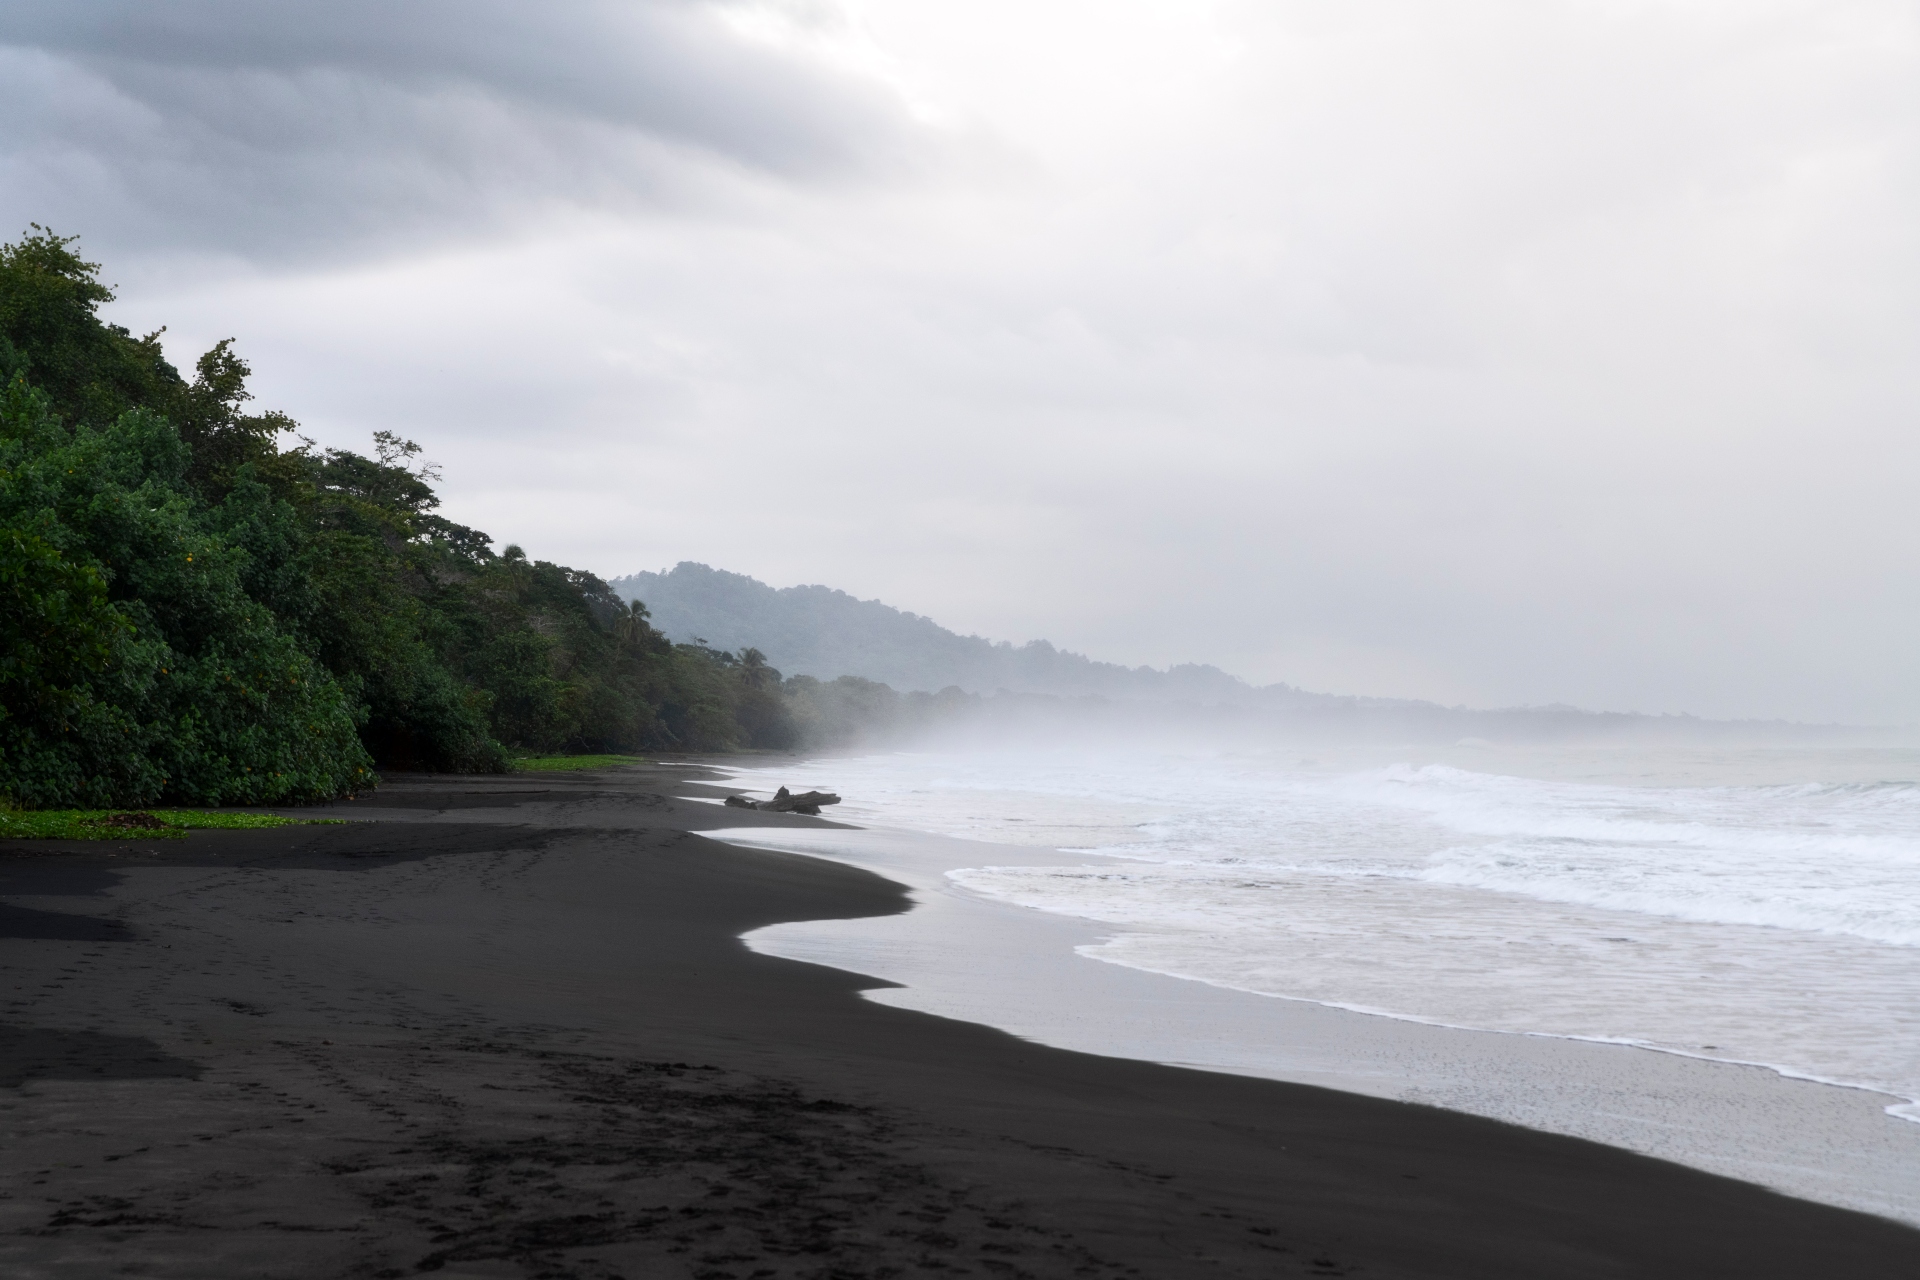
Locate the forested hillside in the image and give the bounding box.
[605,563,1887,748]
[0,231,839,807]
[608,562,1253,700]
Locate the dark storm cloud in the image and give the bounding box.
[0,1,921,259]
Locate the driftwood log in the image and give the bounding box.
[723,785,842,816]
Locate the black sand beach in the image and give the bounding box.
[2,764,1917,1278]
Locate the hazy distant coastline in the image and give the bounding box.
[612,562,1902,748]
[609,562,1251,702]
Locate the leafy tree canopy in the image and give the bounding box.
[1,229,808,807]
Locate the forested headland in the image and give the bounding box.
[609,561,1259,700]
[0,230,952,809]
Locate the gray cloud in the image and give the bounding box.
[10,1,1919,725]
[0,1,926,259]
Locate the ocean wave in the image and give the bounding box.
[731,746,1920,1123]
[1064,935,1920,1127]
[1414,839,1920,946]
[947,859,1920,1115]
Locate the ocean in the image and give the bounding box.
[720,743,1920,1126]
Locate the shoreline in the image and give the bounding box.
[1114,965,1920,1126]
[2,762,1917,1276]
[722,821,1920,1226]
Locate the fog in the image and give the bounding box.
[5,1,1917,724]
[778,681,1912,764]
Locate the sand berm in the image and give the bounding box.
[2,763,1916,1278]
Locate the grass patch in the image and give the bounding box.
[510,753,649,773]
[0,809,344,841]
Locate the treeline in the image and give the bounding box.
[0,230,941,808]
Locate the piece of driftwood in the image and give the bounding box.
[723,785,842,816]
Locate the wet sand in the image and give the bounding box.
[1,763,1917,1278]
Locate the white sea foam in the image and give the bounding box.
[724,745,1920,1121]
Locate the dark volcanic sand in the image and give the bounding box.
[1,765,1916,1279]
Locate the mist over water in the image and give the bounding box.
[731,742,1920,1120]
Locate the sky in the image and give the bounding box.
[4,0,1918,723]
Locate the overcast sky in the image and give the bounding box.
[5,1,1917,722]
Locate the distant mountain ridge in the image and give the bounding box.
[606,563,1258,700]
[605,563,1894,746]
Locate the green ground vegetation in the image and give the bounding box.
[0,807,340,840]
[509,753,649,772]
[1,228,824,808]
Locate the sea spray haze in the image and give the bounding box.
[726,743,1920,1123]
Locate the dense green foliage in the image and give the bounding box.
[1,229,806,807]
[0,379,375,806]
[782,674,973,746]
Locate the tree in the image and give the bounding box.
[0,376,371,806]
[2,227,823,801]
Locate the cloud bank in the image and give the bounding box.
[0,0,929,259]
[5,1,1918,723]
